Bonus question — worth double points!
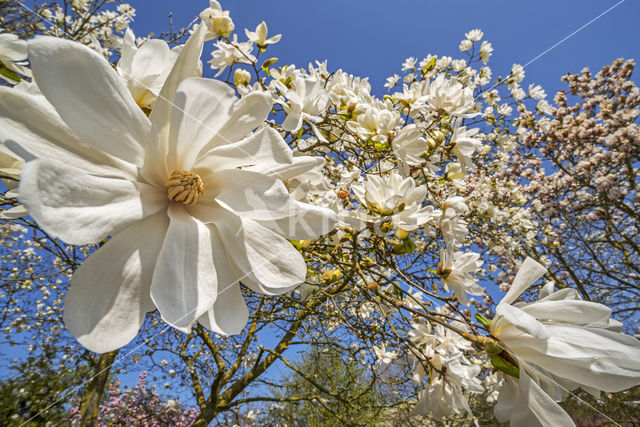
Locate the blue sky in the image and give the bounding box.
[130,0,640,97]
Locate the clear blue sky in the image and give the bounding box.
[130,0,640,96]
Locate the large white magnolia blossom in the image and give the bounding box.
[490,257,640,426]
[0,25,336,353]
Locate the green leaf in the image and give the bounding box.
[402,237,415,255]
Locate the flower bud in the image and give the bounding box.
[395,228,410,240]
[212,16,234,38]
[234,68,251,86]
[367,281,380,292]
[261,57,278,70]
[322,269,341,283]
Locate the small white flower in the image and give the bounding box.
[465,29,484,42]
[479,41,493,64]
[418,74,478,118]
[384,74,400,90]
[245,21,281,49]
[373,344,397,366]
[199,0,234,39]
[438,249,484,305]
[209,34,255,77]
[528,83,546,100]
[510,64,525,83]
[459,39,473,52]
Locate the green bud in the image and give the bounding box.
[474,313,492,328]
[490,354,520,378]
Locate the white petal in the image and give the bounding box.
[192,205,306,294]
[501,257,547,305]
[521,300,611,325]
[144,24,207,184]
[19,159,166,245]
[167,77,236,172]
[201,91,272,151]
[28,37,150,165]
[64,212,168,353]
[0,204,27,219]
[207,168,291,219]
[198,284,248,336]
[254,199,337,240]
[513,324,640,393]
[494,303,550,340]
[0,87,137,179]
[151,203,217,332]
[196,127,294,173]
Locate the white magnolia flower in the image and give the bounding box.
[510,64,525,84]
[528,83,546,100]
[117,29,187,110]
[0,33,31,82]
[351,173,435,232]
[391,124,428,167]
[491,258,640,426]
[351,173,419,216]
[245,21,281,49]
[276,74,330,133]
[438,249,484,305]
[465,29,484,42]
[458,39,472,52]
[479,41,493,64]
[0,26,336,353]
[449,119,482,171]
[209,34,255,77]
[415,361,482,420]
[199,0,234,39]
[384,74,400,90]
[402,57,417,71]
[418,74,479,118]
[373,344,397,366]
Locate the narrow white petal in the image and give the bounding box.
[0,204,27,219]
[151,203,217,332]
[191,205,306,294]
[501,257,547,305]
[64,212,168,353]
[198,284,248,336]
[145,24,207,184]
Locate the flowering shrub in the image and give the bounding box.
[69,372,198,426]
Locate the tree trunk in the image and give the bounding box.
[78,350,119,426]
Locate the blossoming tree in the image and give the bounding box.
[0,1,639,426]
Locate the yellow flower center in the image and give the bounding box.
[166,170,204,205]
